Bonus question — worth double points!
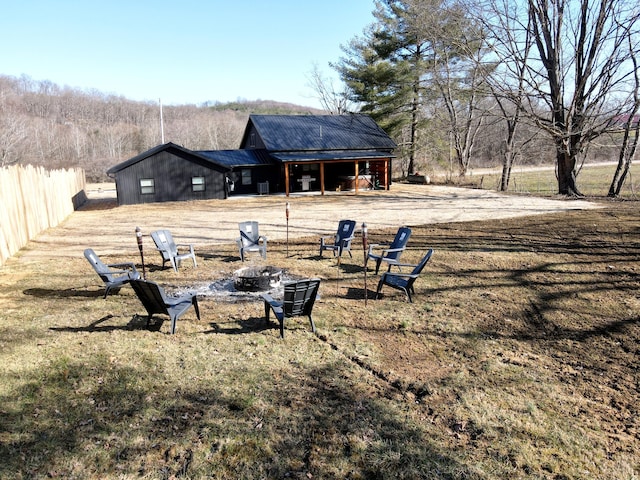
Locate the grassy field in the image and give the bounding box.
[0,191,639,478]
[460,162,640,198]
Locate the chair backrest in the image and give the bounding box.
[282,279,321,317]
[129,279,169,316]
[238,221,260,247]
[151,230,178,259]
[386,226,412,260]
[84,248,114,282]
[335,220,356,246]
[410,249,434,276]
[399,249,434,289]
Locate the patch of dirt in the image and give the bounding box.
[25,183,598,259]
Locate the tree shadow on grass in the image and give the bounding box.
[203,316,271,335]
[49,314,164,333]
[24,287,106,298]
[0,355,478,479]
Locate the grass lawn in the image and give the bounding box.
[463,162,640,198]
[0,191,639,479]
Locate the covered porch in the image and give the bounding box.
[273,152,393,196]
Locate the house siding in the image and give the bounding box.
[113,151,227,205]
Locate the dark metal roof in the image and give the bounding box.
[271,150,396,163]
[243,114,397,152]
[106,142,230,175]
[197,149,274,168]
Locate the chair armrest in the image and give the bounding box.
[367,243,382,255]
[164,293,196,306]
[261,293,279,306]
[381,247,406,254]
[107,262,138,271]
[382,272,419,280]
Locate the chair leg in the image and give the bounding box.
[279,318,285,338]
[404,288,413,303]
[264,302,271,324]
[375,258,382,275]
[308,315,316,334]
[170,316,178,334]
[375,277,384,299]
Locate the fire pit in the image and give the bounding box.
[233,266,282,292]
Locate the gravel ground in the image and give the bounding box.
[19,183,599,260]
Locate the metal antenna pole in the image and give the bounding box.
[159,98,165,144]
[135,226,146,280]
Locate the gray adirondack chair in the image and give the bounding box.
[84,248,140,298]
[376,249,434,303]
[150,229,197,272]
[237,221,267,261]
[129,279,200,334]
[319,219,356,257]
[262,278,321,338]
[367,226,412,274]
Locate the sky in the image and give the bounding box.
[0,0,375,109]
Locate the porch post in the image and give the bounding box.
[354,161,359,194]
[384,159,389,190]
[285,163,290,197]
[320,162,325,195]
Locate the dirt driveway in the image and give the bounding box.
[21,183,599,259]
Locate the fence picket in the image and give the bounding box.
[0,165,85,266]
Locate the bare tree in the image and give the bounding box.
[307,63,355,114]
[608,36,640,197]
[523,0,640,195]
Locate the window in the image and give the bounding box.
[192,176,205,192]
[241,169,252,185]
[249,133,256,148]
[140,178,155,194]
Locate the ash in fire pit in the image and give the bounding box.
[234,266,282,292]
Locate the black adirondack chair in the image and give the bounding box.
[262,279,321,338]
[129,279,200,334]
[237,221,267,261]
[376,249,434,303]
[84,248,140,298]
[367,226,412,274]
[319,219,356,258]
[150,229,197,272]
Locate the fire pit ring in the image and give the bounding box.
[234,266,282,292]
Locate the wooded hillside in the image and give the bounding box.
[0,74,322,182]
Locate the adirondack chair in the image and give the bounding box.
[376,249,434,303]
[262,278,321,338]
[84,248,140,299]
[129,279,200,334]
[319,219,356,258]
[237,221,267,261]
[367,226,412,274]
[150,229,197,272]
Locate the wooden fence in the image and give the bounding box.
[0,165,86,266]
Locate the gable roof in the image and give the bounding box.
[241,114,397,152]
[106,142,230,175]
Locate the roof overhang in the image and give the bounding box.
[271,150,395,163]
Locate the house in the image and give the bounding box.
[106,143,230,205]
[239,114,396,195]
[107,114,396,205]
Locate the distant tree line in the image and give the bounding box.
[0,74,319,182]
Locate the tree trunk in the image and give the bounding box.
[556,147,582,196]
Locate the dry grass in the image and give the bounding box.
[0,192,639,479]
